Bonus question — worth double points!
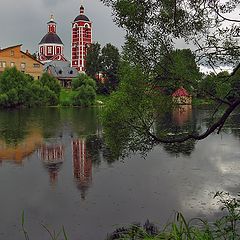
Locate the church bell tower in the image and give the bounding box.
[71,5,92,72]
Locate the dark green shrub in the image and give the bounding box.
[72,85,96,107]
[72,73,96,90]
[39,72,61,97]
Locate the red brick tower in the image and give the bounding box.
[71,5,92,72]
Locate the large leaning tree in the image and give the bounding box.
[100,0,240,156]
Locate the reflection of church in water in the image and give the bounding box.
[39,144,64,185]
[38,139,92,199]
[72,139,92,200]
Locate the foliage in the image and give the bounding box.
[72,73,96,90]
[72,85,96,107]
[101,43,121,92]
[71,74,96,107]
[0,67,32,107]
[85,42,121,94]
[102,62,173,158]
[39,72,61,97]
[0,68,59,108]
[154,49,201,94]
[100,0,240,147]
[85,42,102,79]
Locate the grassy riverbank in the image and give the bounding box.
[59,89,109,107]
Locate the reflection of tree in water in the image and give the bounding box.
[0,109,30,146]
[39,144,64,186]
[224,106,240,139]
[155,106,197,157]
[162,140,196,157]
[0,108,62,147]
[29,108,61,139]
[86,134,119,165]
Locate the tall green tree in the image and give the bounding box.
[71,74,96,107]
[85,42,102,79]
[101,43,120,92]
[39,72,61,98]
[154,48,201,94]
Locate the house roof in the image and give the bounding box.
[172,87,190,97]
[20,51,43,65]
[44,61,78,79]
[0,44,22,52]
[0,44,43,65]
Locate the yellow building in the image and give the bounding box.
[0,44,43,79]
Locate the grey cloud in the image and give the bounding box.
[0,0,125,60]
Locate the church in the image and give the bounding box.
[38,4,93,86]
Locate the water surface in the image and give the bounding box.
[0,106,239,240]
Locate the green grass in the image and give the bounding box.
[59,89,109,107]
[96,94,110,105]
[59,89,76,106]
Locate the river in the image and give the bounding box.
[0,106,239,240]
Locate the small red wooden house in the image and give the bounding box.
[172,87,192,105]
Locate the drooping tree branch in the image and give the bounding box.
[147,99,240,143]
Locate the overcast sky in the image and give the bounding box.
[0,0,125,59]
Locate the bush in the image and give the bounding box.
[0,68,60,108]
[72,85,96,107]
[39,72,61,97]
[28,82,58,107]
[72,73,96,90]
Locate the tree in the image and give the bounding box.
[0,68,59,108]
[85,42,102,79]
[154,48,201,94]
[85,42,121,94]
[72,73,96,90]
[39,72,61,98]
[101,43,120,92]
[0,67,32,107]
[100,0,240,149]
[71,74,96,107]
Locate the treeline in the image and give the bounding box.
[0,68,98,108]
[85,42,120,94]
[0,67,61,108]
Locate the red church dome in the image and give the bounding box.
[38,15,65,64]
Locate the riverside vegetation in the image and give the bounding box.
[0,68,97,108]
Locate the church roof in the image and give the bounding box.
[39,32,63,45]
[74,14,90,22]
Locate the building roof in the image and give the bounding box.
[39,32,63,45]
[74,14,90,22]
[0,44,43,65]
[44,61,79,79]
[0,44,22,52]
[172,87,190,97]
